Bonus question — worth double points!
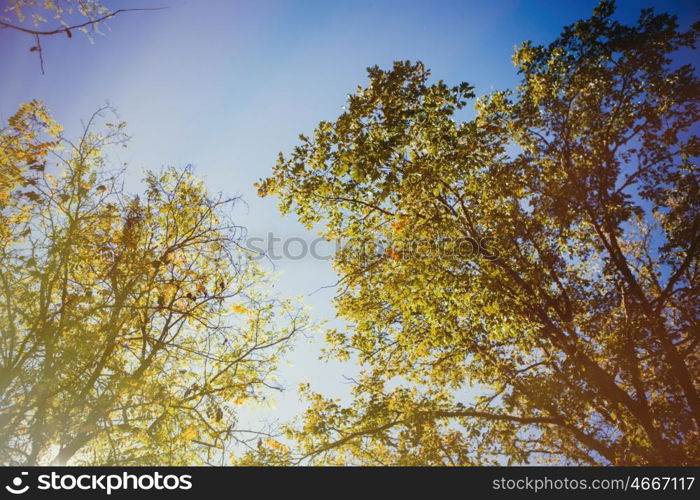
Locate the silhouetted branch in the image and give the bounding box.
[1,7,167,74]
[0,7,166,36]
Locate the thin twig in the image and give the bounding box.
[2,7,167,74]
[35,34,44,74]
[0,8,167,37]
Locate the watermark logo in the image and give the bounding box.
[244,233,498,262]
[5,472,29,495]
[3,471,193,496]
[37,472,192,494]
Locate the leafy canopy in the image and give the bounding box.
[0,102,305,465]
[258,2,700,465]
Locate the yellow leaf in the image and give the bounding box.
[230,303,252,315]
[265,439,290,452]
[181,427,197,442]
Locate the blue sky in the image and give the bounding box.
[1,0,697,434]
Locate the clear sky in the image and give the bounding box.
[1,0,697,434]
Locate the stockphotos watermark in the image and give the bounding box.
[4,471,192,495]
[244,233,498,261]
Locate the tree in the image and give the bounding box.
[0,1,163,73]
[257,2,700,465]
[0,101,305,465]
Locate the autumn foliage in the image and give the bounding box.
[259,2,700,465]
[0,102,305,465]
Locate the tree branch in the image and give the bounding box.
[0,8,167,37]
